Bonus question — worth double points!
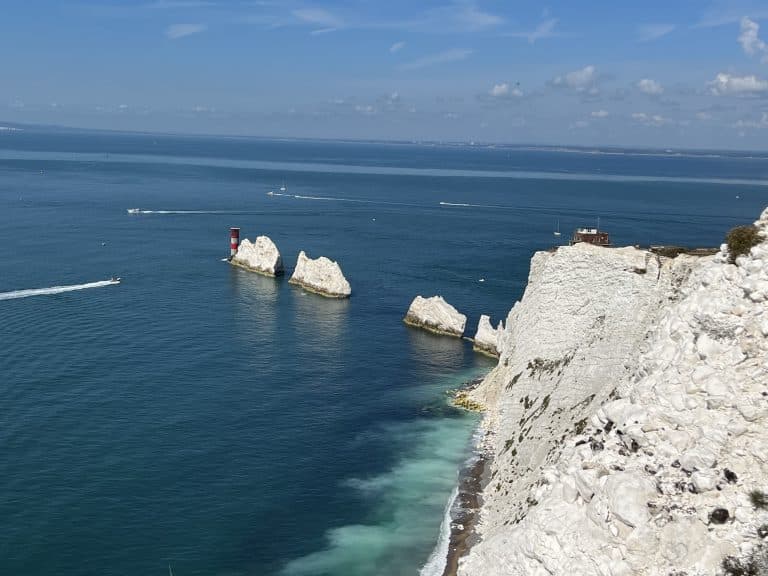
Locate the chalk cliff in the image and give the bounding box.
[404,295,467,337]
[473,315,504,357]
[458,208,768,576]
[288,251,351,298]
[231,236,284,276]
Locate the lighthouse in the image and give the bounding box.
[230,227,240,258]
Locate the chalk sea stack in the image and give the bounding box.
[473,315,504,357]
[230,236,284,277]
[403,295,467,337]
[288,251,351,298]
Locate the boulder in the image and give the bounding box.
[403,295,466,337]
[473,315,504,357]
[230,236,284,276]
[288,251,351,298]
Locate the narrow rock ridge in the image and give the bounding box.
[473,315,504,357]
[288,250,351,298]
[230,236,284,277]
[458,208,768,576]
[404,295,467,337]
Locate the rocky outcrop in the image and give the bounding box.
[457,208,768,576]
[231,236,284,276]
[473,315,504,357]
[288,251,351,298]
[403,296,467,337]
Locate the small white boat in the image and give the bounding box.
[554,219,561,237]
[127,208,141,214]
[279,181,287,192]
[267,190,275,196]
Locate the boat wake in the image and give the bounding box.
[127,209,233,215]
[440,201,504,209]
[0,279,119,301]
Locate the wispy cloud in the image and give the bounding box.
[390,41,406,53]
[739,17,768,62]
[165,22,207,39]
[636,23,675,42]
[292,8,343,28]
[591,109,609,118]
[398,48,472,71]
[734,111,768,128]
[506,18,558,43]
[310,27,338,35]
[694,2,768,27]
[631,112,675,127]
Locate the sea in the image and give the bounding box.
[1,127,766,576]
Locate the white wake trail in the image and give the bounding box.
[0,280,119,301]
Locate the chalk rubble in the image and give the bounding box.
[458,208,768,576]
[473,315,504,357]
[404,295,467,337]
[288,250,351,298]
[231,236,284,276]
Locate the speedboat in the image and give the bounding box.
[110,276,121,283]
[267,190,275,196]
[127,208,140,214]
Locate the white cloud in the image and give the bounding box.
[292,8,342,28]
[390,41,406,53]
[739,17,768,62]
[165,23,207,39]
[591,109,609,118]
[553,65,598,92]
[637,78,664,95]
[489,82,523,98]
[636,23,675,42]
[398,48,472,71]
[507,18,558,43]
[709,72,768,96]
[696,111,713,121]
[490,83,508,97]
[734,111,768,128]
[570,120,590,129]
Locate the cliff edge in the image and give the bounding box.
[458,208,768,576]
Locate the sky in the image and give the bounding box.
[2,0,768,149]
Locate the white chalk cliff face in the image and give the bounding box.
[473,315,504,357]
[404,295,467,337]
[288,251,351,298]
[231,236,284,276]
[459,209,768,576]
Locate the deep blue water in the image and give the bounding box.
[0,129,766,576]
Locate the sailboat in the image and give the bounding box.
[553,219,561,237]
[279,181,287,192]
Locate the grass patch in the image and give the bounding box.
[726,225,761,264]
[750,489,768,510]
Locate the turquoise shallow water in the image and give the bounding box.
[0,129,766,575]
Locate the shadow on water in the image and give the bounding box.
[406,326,468,373]
[290,285,351,346]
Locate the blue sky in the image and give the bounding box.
[2,0,768,148]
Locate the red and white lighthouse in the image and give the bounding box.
[230,227,240,258]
